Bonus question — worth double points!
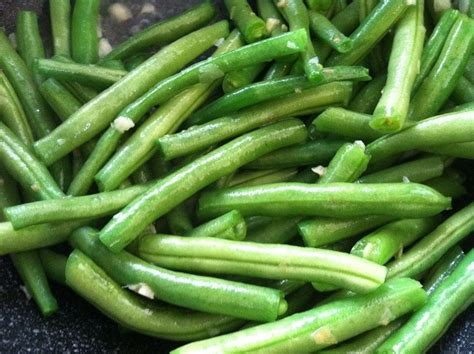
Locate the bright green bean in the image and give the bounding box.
[49,0,71,57]
[370,0,425,132]
[225,0,268,43]
[39,79,82,122]
[221,63,266,93]
[99,119,307,252]
[71,0,100,64]
[257,0,287,36]
[309,10,353,53]
[101,1,216,62]
[263,60,294,80]
[172,278,426,353]
[157,82,352,161]
[186,210,246,241]
[386,202,474,279]
[229,168,299,188]
[424,173,467,199]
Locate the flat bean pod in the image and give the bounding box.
[99,119,307,252]
[198,183,450,219]
[33,21,230,165]
[172,278,426,353]
[139,234,387,293]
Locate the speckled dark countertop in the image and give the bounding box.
[0,1,472,352]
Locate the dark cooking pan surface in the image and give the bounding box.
[0,1,472,352]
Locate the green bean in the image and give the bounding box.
[39,249,68,285]
[157,82,352,161]
[39,79,82,122]
[0,72,34,147]
[326,0,410,66]
[166,205,194,236]
[277,0,323,82]
[408,15,474,121]
[71,0,100,64]
[309,10,353,53]
[357,155,446,184]
[35,21,228,164]
[423,141,474,159]
[190,67,370,125]
[49,0,71,57]
[115,29,308,131]
[16,11,46,86]
[387,202,474,279]
[442,101,474,113]
[0,220,86,256]
[0,122,64,200]
[61,80,99,103]
[412,9,460,92]
[99,119,307,252]
[464,55,474,82]
[0,31,57,138]
[257,0,287,36]
[366,111,474,165]
[186,210,246,241]
[263,60,294,80]
[225,0,267,43]
[246,217,301,244]
[452,75,474,103]
[331,0,360,35]
[424,174,467,199]
[11,251,58,317]
[35,59,127,89]
[140,234,386,293]
[306,0,334,12]
[423,245,465,296]
[172,278,426,353]
[198,182,450,219]
[349,74,387,114]
[229,168,299,188]
[351,217,440,265]
[123,54,149,71]
[102,2,216,62]
[222,63,266,94]
[71,227,286,321]
[4,183,151,229]
[379,250,474,353]
[0,169,20,219]
[65,249,247,340]
[370,1,425,132]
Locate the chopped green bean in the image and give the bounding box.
[49,0,71,57]
[71,0,100,64]
[225,0,268,43]
[186,210,246,241]
[308,10,353,53]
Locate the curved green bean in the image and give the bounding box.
[157,82,352,161]
[49,0,71,57]
[71,0,100,64]
[186,210,247,241]
[101,1,216,62]
[172,278,426,353]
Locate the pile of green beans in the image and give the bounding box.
[1,0,473,351]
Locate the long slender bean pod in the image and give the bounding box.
[387,203,474,279]
[308,10,353,53]
[423,141,474,159]
[229,168,298,188]
[225,0,267,43]
[65,250,247,341]
[39,249,68,285]
[172,278,426,353]
[370,0,425,132]
[366,111,474,164]
[49,0,71,57]
[139,234,387,293]
[157,82,352,161]
[39,79,82,122]
[350,217,439,265]
[71,227,286,321]
[198,183,450,219]
[424,173,467,199]
[186,210,246,240]
[326,0,410,66]
[71,0,100,64]
[99,119,307,252]
[452,75,474,103]
[331,0,360,34]
[408,15,474,120]
[379,250,474,353]
[246,217,301,244]
[349,74,387,114]
[101,1,216,62]
[190,66,370,125]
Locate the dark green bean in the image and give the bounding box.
[386,203,474,279]
[379,250,474,353]
[423,141,474,159]
[65,250,247,340]
[39,249,68,285]
[349,74,386,114]
[228,168,299,188]
[157,82,352,161]
[99,119,307,252]
[326,0,410,66]
[49,0,71,57]
[39,79,82,122]
[166,205,194,236]
[452,75,474,103]
[4,183,151,229]
[424,174,467,199]
[71,0,100,64]
[306,0,334,12]
[308,10,353,53]
[61,80,99,103]
[35,59,127,89]
[366,111,474,165]
[246,217,301,244]
[370,0,425,132]
[331,0,360,35]
[172,278,426,353]
[408,15,474,121]
[186,210,246,240]
[198,183,450,219]
[190,67,370,125]
[139,234,387,293]
[101,1,216,62]
[71,227,286,321]
[225,0,268,43]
